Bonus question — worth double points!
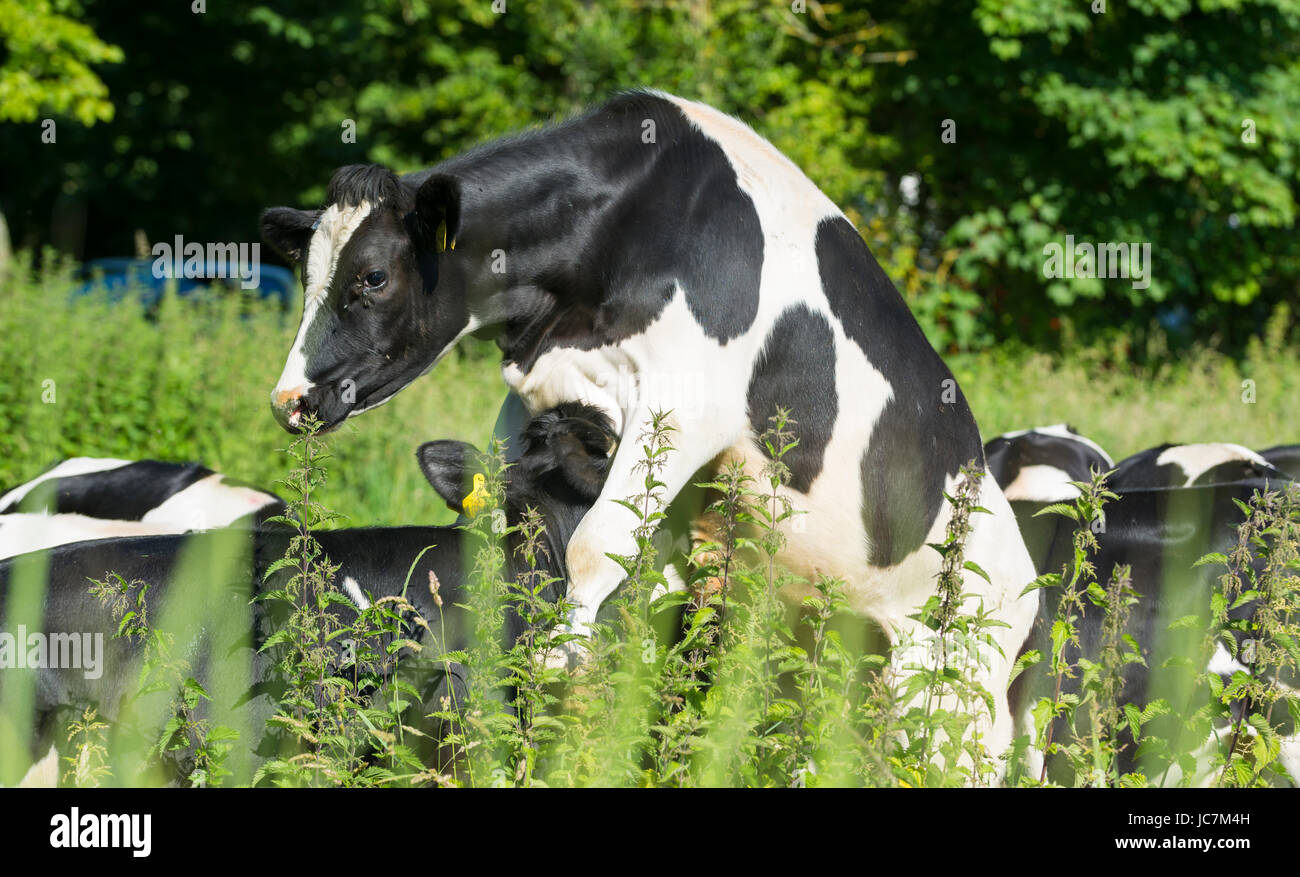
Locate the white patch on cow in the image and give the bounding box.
[272,200,375,407]
[0,513,190,561]
[342,576,371,611]
[535,290,758,642]
[503,344,632,436]
[17,745,59,788]
[1207,642,1250,677]
[660,93,842,236]
[0,457,133,513]
[140,474,276,529]
[1156,442,1272,486]
[1003,464,1082,503]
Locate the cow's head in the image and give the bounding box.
[416,403,618,581]
[261,164,468,431]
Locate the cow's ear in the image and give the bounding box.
[550,419,617,501]
[260,207,321,264]
[414,174,461,255]
[417,440,477,513]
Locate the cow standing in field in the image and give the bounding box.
[259,91,1039,761]
[984,424,1115,503]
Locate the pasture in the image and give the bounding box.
[5,258,1296,525]
[2,255,1298,789]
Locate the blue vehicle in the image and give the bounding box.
[72,258,297,308]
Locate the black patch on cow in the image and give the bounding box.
[484,94,764,371]
[0,461,215,519]
[813,216,983,567]
[1261,444,1300,480]
[1109,444,1181,489]
[746,305,838,493]
[598,127,764,344]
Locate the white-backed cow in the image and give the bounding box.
[258,91,1039,762]
[0,514,196,562]
[0,404,619,786]
[1110,442,1285,489]
[0,459,286,562]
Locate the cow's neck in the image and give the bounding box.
[425,97,686,371]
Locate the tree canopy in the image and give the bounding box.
[1,0,1296,351]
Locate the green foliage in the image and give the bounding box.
[0,0,122,125]
[8,0,1297,349]
[1198,484,1300,787]
[1014,468,1161,786]
[871,0,1300,345]
[88,570,239,787]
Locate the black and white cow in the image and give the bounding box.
[984,424,1115,575]
[984,424,1115,502]
[0,458,286,561]
[259,91,1039,760]
[1009,477,1300,785]
[1260,445,1300,480]
[1109,442,1286,490]
[0,404,618,786]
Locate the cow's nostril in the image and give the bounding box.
[273,387,305,408]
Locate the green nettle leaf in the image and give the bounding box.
[1124,704,1143,743]
[1034,503,1081,522]
[1021,573,1062,597]
[963,560,992,584]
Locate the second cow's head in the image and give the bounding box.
[261,164,469,431]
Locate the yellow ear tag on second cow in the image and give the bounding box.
[462,472,489,518]
[436,220,448,253]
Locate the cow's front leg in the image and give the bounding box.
[548,406,740,667]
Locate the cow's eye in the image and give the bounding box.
[363,270,388,289]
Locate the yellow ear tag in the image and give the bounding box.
[462,473,489,518]
[435,220,448,254]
